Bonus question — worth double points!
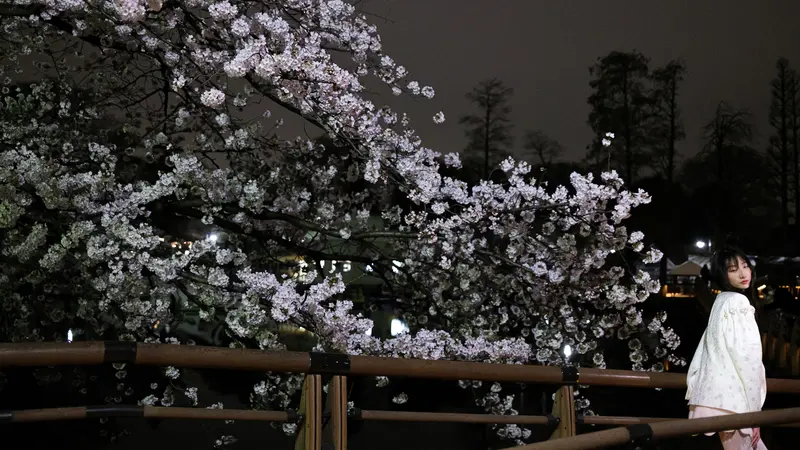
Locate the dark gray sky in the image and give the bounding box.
[359,0,800,162]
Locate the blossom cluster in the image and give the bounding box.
[0,0,680,445]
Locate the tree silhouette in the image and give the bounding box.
[586,51,651,185]
[788,67,800,252]
[459,78,514,180]
[702,101,753,183]
[767,58,795,244]
[693,103,777,250]
[649,60,686,183]
[523,129,564,168]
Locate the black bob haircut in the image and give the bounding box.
[708,246,757,304]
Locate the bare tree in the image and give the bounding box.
[459,78,514,180]
[702,101,753,182]
[788,69,800,252]
[767,58,794,243]
[701,101,754,247]
[649,60,686,183]
[523,129,564,168]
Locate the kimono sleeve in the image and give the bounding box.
[722,294,766,412]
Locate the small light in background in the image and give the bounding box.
[390,318,409,336]
[67,329,73,343]
[563,344,572,360]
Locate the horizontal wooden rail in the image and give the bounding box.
[2,403,799,434]
[355,410,552,425]
[581,415,670,426]
[579,414,800,428]
[505,408,800,450]
[0,405,289,423]
[0,405,554,426]
[4,341,800,392]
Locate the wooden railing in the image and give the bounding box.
[2,341,800,449]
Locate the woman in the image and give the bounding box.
[686,246,767,450]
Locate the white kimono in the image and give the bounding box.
[686,291,767,445]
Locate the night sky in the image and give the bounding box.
[359,0,800,162]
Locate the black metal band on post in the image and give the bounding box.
[286,409,299,423]
[308,352,350,375]
[545,414,560,429]
[103,341,138,363]
[348,408,362,420]
[0,410,11,422]
[561,366,579,384]
[86,405,145,418]
[626,423,654,449]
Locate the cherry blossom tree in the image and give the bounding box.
[0,0,681,445]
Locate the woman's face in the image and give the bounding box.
[726,256,752,290]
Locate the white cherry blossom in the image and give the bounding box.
[0,0,680,445]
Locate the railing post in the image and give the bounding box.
[294,375,323,450]
[792,347,800,377]
[769,336,779,363]
[779,339,790,369]
[548,385,576,439]
[322,376,347,450]
[548,364,578,440]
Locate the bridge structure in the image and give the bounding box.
[2,342,800,449]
